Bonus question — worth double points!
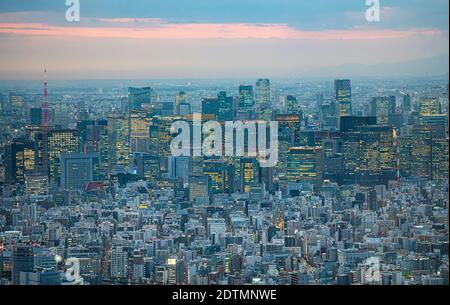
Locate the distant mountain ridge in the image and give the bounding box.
[307,54,449,78]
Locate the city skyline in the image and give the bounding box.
[0,0,448,291]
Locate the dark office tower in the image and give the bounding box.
[149,116,173,172]
[107,112,130,172]
[47,130,80,185]
[316,92,324,111]
[12,245,35,285]
[370,97,395,124]
[0,93,5,113]
[335,80,352,117]
[238,85,254,113]
[340,116,377,133]
[60,152,100,190]
[29,108,42,126]
[403,94,412,113]
[128,87,152,111]
[431,138,449,181]
[0,247,3,278]
[419,97,441,116]
[287,146,323,191]
[322,138,343,182]
[239,158,259,193]
[175,91,188,115]
[203,159,234,194]
[286,95,299,115]
[133,153,160,184]
[217,91,233,121]
[77,120,96,146]
[343,125,396,185]
[202,97,219,119]
[5,138,36,184]
[85,120,108,177]
[202,92,233,121]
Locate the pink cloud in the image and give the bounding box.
[0,21,442,40]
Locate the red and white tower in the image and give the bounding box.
[42,68,51,127]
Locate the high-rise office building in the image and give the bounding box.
[335,80,352,117]
[133,153,160,184]
[60,152,100,190]
[25,174,48,196]
[47,130,80,184]
[168,156,191,184]
[343,125,396,185]
[189,175,209,204]
[129,110,151,153]
[340,116,377,133]
[85,120,108,177]
[256,79,271,106]
[29,108,42,126]
[238,85,254,113]
[128,87,152,111]
[287,146,323,190]
[201,91,234,121]
[286,95,299,115]
[5,138,35,184]
[419,97,441,116]
[149,116,174,172]
[240,157,259,193]
[203,159,233,194]
[12,245,35,285]
[217,91,234,121]
[107,113,130,172]
[370,97,396,124]
[431,138,449,181]
[403,94,412,113]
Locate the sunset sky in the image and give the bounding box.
[0,0,448,79]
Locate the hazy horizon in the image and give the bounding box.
[0,0,449,80]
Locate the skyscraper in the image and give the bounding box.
[256,79,271,106]
[286,95,299,115]
[168,156,191,184]
[107,113,130,172]
[47,130,80,184]
[343,125,396,185]
[128,87,152,111]
[29,108,42,126]
[203,159,233,194]
[189,175,209,204]
[129,110,151,153]
[238,85,254,113]
[60,152,100,190]
[12,245,35,285]
[419,97,441,116]
[5,138,35,184]
[240,157,259,193]
[287,146,323,190]
[335,80,352,117]
[370,97,396,124]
